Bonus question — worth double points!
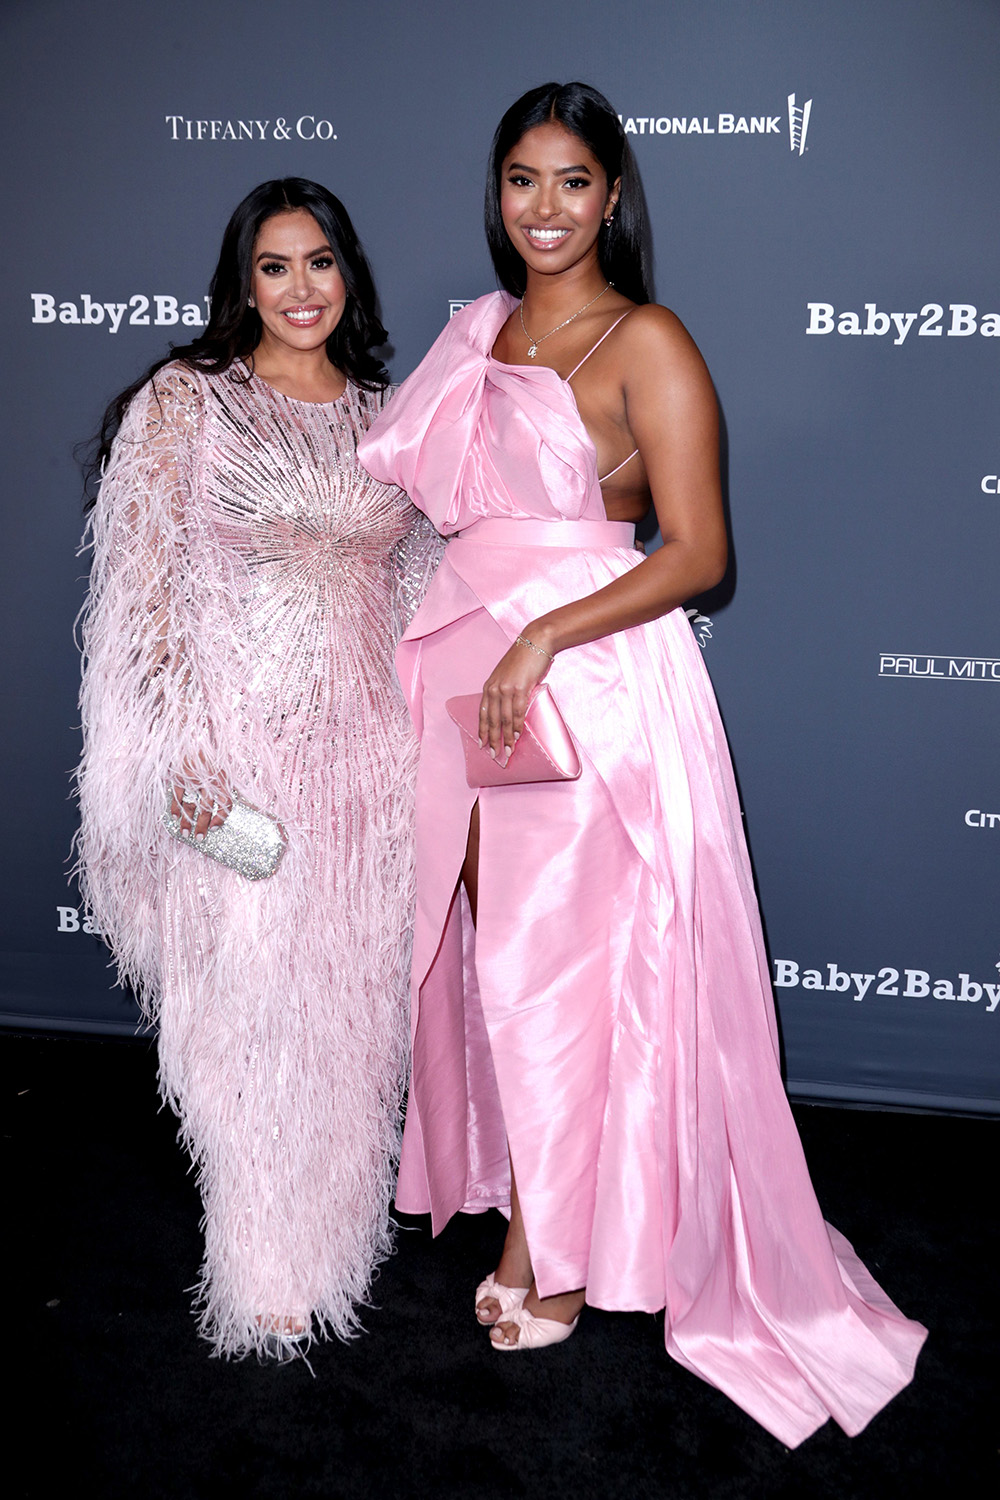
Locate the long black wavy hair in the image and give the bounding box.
[485,82,651,305]
[86,178,388,498]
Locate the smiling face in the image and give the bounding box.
[249,209,347,357]
[499,121,620,278]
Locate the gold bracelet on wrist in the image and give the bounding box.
[515,634,555,663]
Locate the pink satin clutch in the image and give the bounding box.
[446,684,582,787]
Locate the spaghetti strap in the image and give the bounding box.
[568,310,639,483]
[566,309,635,381]
[598,448,640,484]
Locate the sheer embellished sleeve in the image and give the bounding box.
[374,384,446,634]
[75,363,215,1004]
[392,506,446,634]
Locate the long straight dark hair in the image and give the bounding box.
[485,82,651,305]
[86,178,388,498]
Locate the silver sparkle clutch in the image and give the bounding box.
[163,791,287,880]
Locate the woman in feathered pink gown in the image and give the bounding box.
[76,180,439,1359]
[359,84,926,1444]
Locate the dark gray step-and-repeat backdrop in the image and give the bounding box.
[1,1,996,1113]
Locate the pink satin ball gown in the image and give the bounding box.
[358,293,926,1447]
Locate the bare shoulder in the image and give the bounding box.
[619,302,707,370]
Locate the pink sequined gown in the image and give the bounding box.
[77,362,439,1356]
[358,294,926,1447]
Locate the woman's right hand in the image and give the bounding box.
[479,630,555,760]
[171,759,233,838]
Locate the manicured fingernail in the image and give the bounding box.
[488,747,496,759]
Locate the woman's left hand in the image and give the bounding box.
[479,629,555,760]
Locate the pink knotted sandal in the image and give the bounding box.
[475,1272,530,1325]
[490,1303,580,1351]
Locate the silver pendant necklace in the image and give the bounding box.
[519,282,612,358]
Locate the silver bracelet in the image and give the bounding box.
[515,634,555,663]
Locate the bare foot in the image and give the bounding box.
[477,1149,584,1340]
[477,1179,534,1324]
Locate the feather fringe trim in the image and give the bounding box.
[75,366,427,1355]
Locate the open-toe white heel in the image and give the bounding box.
[475,1272,530,1325]
[490,1303,580,1351]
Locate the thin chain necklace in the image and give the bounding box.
[519,282,612,359]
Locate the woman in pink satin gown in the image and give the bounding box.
[359,83,926,1445]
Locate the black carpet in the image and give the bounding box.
[7,1032,997,1498]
